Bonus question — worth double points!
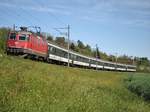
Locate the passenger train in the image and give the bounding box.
[6,27,136,72]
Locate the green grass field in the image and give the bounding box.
[0,55,150,112]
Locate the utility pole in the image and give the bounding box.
[115,53,118,62]
[67,25,70,67]
[115,53,118,69]
[45,33,47,39]
[133,57,134,65]
[96,44,98,70]
[131,56,135,65]
[13,24,16,31]
[54,25,70,67]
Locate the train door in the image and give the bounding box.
[27,34,31,50]
[30,35,34,53]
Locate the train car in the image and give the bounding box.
[47,43,136,72]
[126,65,136,72]
[6,27,48,60]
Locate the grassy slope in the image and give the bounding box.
[0,55,150,112]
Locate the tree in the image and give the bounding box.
[77,40,85,49]
[117,55,132,64]
[55,37,67,47]
[0,27,10,53]
[93,47,101,59]
[108,55,116,62]
[70,42,76,51]
[138,57,149,66]
[96,47,101,59]
[47,35,53,42]
[85,44,91,52]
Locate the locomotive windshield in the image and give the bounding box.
[19,34,28,41]
[9,33,16,40]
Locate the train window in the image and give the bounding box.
[117,65,125,68]
[83,58,88,63]
[70,54,73,59]
[91,60,96,64]
[78,56,87,63]
[53,48,56,54]
[77,56,81,61]
[104,63,109,66]
[73,55,76,60]
[63,51,67,58]
[109,64,114,67]
[50,47,54,53]
[9,33,16,40]
[19,34,27,41]
[128,66,135,69]
[50,46,52,50]
[98,61,103,65]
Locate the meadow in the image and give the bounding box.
[0,55,150,112]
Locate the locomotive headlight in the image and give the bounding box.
[15,42,18,45]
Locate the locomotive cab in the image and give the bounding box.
[7,29,31,54]
[7,32,16,47]
[6,26,48,60]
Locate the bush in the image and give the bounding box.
[0,27,9,53]
[125,74,150,101]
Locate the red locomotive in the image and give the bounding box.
[6,27,48,60]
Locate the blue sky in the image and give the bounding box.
[0,0,150,59]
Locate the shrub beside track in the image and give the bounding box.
[125,74,150,101]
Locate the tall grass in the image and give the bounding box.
[0,56,150,112]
